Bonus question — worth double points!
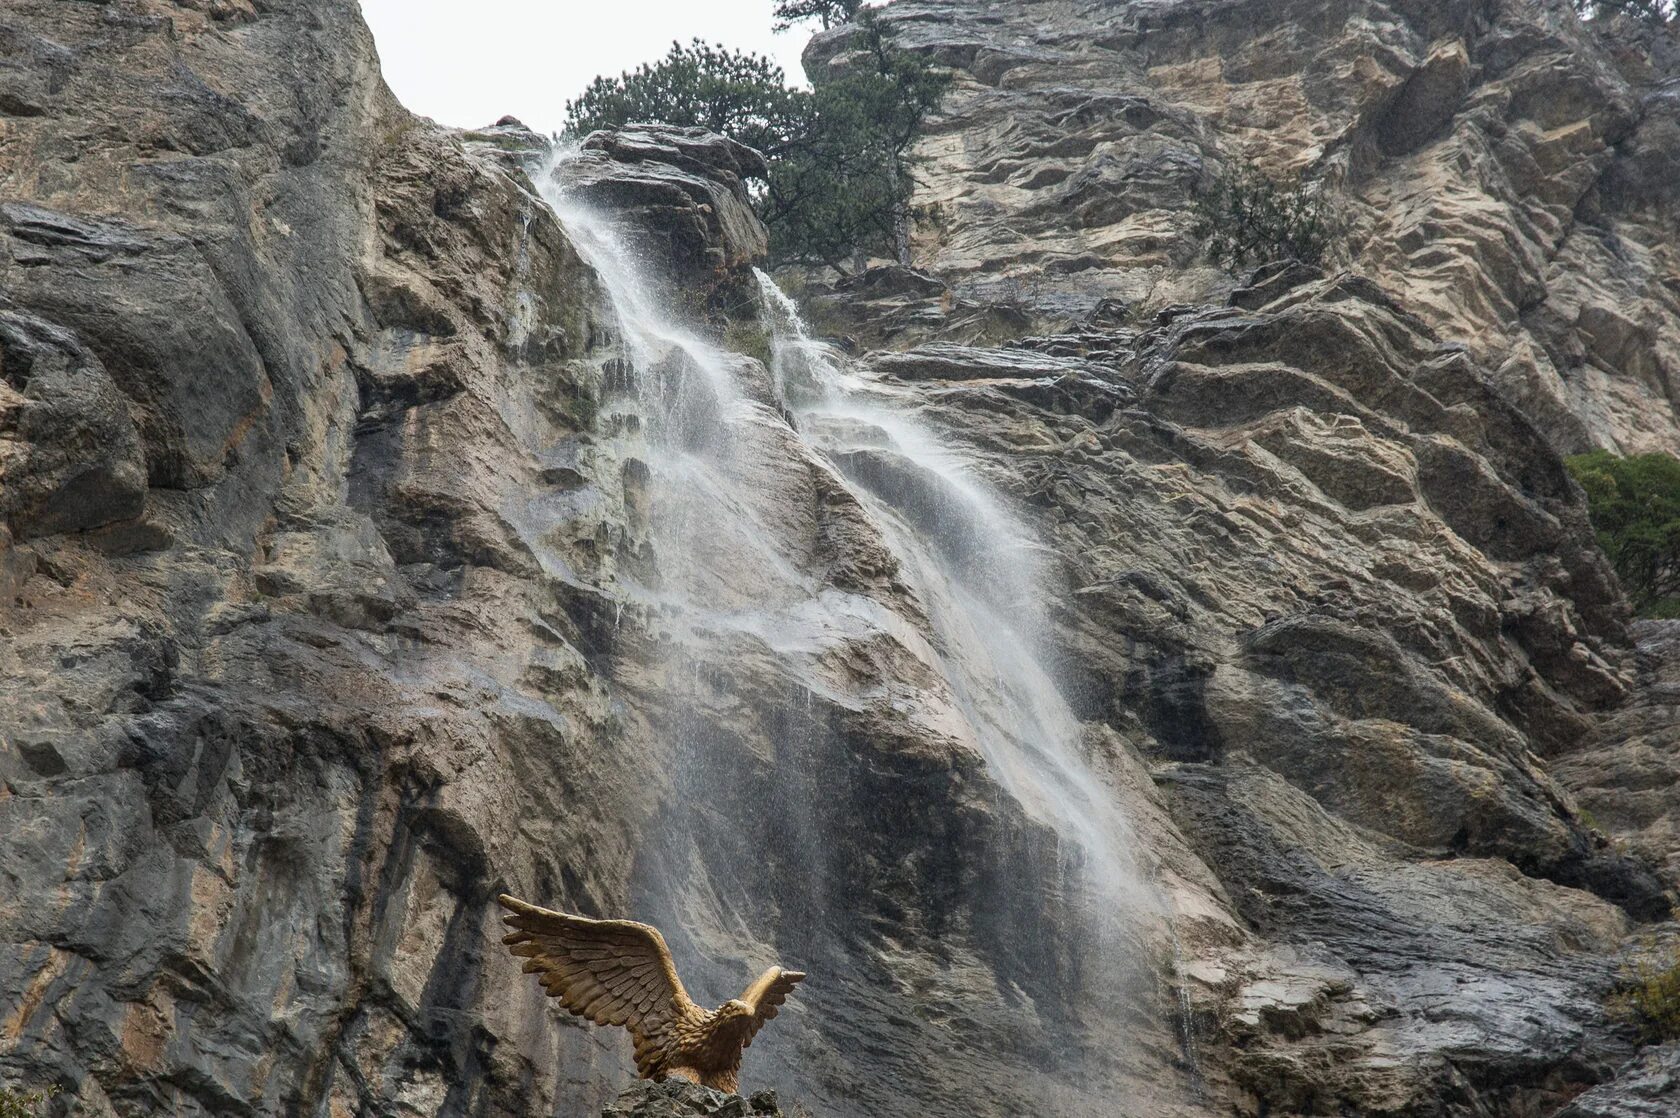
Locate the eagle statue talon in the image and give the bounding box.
[497,893,806,1095]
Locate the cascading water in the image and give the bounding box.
[752,274,1152,913]
[530,145,1182,1114]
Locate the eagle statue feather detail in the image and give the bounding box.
[497,894,805,1094]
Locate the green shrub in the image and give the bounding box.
[1565,450,1680,618]
[0,1086,58,1118]
[564,40,803,159]
[1191,162,1336,272]
[1612,942,1680,1043]
[721,319,773,367]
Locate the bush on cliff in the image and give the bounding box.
[1566,450,1680,618]
[760,9,948,270]
[1191,161,1336,272]
[562,10,947,273]
[1612,942,1680,1043]
[0,1086,57,1118]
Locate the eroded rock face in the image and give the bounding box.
[602,1080,786,1118]
[1556,620,1680,882]
[0,2,628,1114]
[814,0,1680,455]
[793,4,1680,1111]
[0,5,1198,1117]
[1558,1045,1680,1118]
[825,263,1667,1114]
[557,125,771,290]
[2,1,1678,1117]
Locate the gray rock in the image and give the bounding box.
[1556,1045,1680,1117]
[1555,620,1680,883]
[849,0,1680,453]
[830,264,1669,1112]
[0,309,147,538]
[0,1,1677,1117]
[602,1080,786,1117]
[552,125,770,289]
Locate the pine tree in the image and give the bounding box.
[772,0,863,32]
[761,9,948,269]
[1574,0,1675,25]
[563,41,804,158]
[560,12,948,274]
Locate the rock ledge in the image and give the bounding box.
[603,1080,789,1118]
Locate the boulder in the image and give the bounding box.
[552,125,769,286]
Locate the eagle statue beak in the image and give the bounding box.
[739,965,806,1015]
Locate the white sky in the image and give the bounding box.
[357,1,817,136]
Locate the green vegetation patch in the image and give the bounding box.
[1566,450,1680,618]
[1612,940,1680,1043]
[563,7,948,273]
[772,0,862,31]
[1191,161,1336,272]
[0,1086,58,1118]
[1575,0,1675,26]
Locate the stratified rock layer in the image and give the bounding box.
[815,0,1680,455]
[1,0,1678,1117]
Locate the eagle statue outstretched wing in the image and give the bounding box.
[497,894,805,1093]
[739,965,803,1048]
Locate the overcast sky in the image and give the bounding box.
[357,1,817,136]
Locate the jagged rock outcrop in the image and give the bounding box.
[797,1,1680,1113]
[0,2,624,1114]
[1557,620,1680,883]
[1558,1045,1680,1117]
[602,1080,787,1118]
[557,126,770,290]
[811,0,1680,455]
[2,0,1679,1117]
[827,261,1670,1114]
[0,5,1196,1116]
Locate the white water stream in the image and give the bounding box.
[751,274,1152,911]
[531,147,1174,1108]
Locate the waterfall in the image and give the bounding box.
[751,274,1152,911]
[530,146,1174,1112]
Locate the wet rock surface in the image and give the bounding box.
[555,125,771,290]
[834,262,1672,1114]
[1,1,1678,1117]
[1557,620,1680,884]
[1557,1045,1680,1118]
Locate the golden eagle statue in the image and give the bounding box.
[497,894,806,1094]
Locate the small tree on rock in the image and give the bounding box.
[773,0,863,32]
[563,41,804,158]
[561,11,948,274]
[1574,0,1675,26]
[764,8,948,269]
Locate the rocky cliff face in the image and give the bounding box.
[1,2,1678,1118]
[811,0,1680,456]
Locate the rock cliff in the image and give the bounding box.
[1,1,1677,1118]
[812,0,1680,456]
